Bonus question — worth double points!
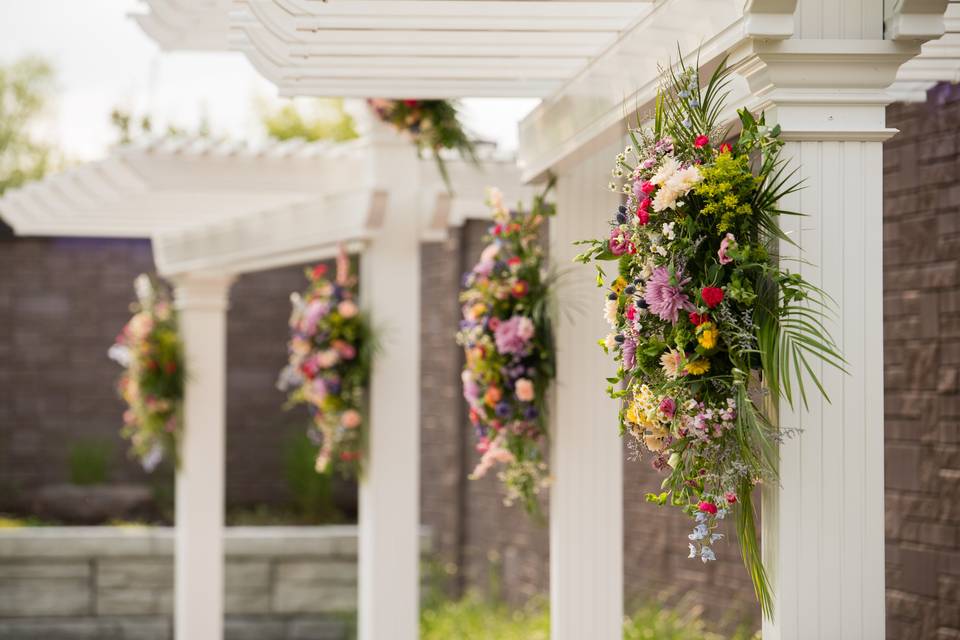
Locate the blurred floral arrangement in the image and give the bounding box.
[456,183,556,514]
[108,274,183,471]
[278,247,373,477]
[366,98,477,186]
[574,58,844,615]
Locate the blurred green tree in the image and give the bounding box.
[0,56,57,195]
[258,97,358,142]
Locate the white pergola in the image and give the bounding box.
[11,0,958,638]
[0,117,531,640]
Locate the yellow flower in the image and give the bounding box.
[625,402,640,425]
[697,322,718,350]
[685,359,711,375]
[469,303,487,320]
[612,277,628,295]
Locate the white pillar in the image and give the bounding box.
[172,273,233,640]
[738,15,923,638]
[550,139,624,640]
[356,119,422,640]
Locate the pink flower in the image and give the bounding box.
[698,501,718,515]
[660,349,684,380]
[341,409,362,429]
[718,233,737,265]
[725,492,738,504]
[609,228,631,256]
[640,181,656,195]
[659,397,676,418]
[494,316,534,355]
[694,135,710,149]
[338,300,359,318]
[644,267,695,323]
[515,378,535,402]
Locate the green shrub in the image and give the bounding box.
[418,593,759,640]
[283,429,338,521]
[421,594,549,640]
[67,440,112,485]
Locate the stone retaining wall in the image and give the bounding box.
[0,526,430,640]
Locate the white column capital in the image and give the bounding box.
[885,0,950,40]
[171,273,235,313]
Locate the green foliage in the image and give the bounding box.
[0,56,58,195]
[283,430,339,521]
[68,440,112,486]
[418,594,759,640]
[421,595,549,640]
[259,98,358,143]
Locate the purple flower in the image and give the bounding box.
[523,405,539,420]
[644,267,695,323]
[659,396,676,418]
[495,401,512,418]
[494,316,534,356]
[622,337,637,371]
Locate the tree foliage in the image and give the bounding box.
[0,56,57,196]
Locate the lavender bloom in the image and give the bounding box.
[523,405,539,420]
[700,546,716,563]
[495,401,512,418]
[622,337,637,371]
[141,443,164,473]
[644,266,695,323]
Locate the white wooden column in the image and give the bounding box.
[550,139,624,640]
[172,273,234,640]
[739,9,925,637]
[356,113,422,640]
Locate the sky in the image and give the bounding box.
[0,0,539,162]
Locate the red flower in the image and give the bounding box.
[689,312,709,326]
[402,99,419,107]
[164,361,177,375]
[637,209,650,225]
[339,451,361,462]
[701,286,724,309]
[719,142,733,154]
[507,256,522,267]
[511,281,529,298]
[638,197,651,212]
[469,408,480,425]
[492,224,503,236]
[310,264,328,280]
[694,135,710,149]
[725,492,738,504]
[698,501,718,515]
[640,181,656,195]
[625,305,637,321]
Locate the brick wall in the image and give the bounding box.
[884,85,960,640]
[0,225,317,511]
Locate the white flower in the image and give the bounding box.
[665,164,702,194]
[604,333,618,350]
[603,299,619,326]
[661,222,676,241]
[639,260,654,280]
[108,344,131,367]
[650,156,679,186]
[134,274,154,305]
[652,186,680,212]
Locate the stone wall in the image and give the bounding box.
[883,85,960,640]
[0,526,430,640]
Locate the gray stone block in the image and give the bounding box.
[0,560,89,579]
[97,587,171,616]
[288,618,349,640]
[225,616,286,640]
[0,617,170,640]
[275,560,357,585]
[97,558,172,589]
[273,582,357,614]
[0,577,90,616]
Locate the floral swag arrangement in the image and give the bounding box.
[366,99,477,186]
[108,274,184,472]
[278,247,373,477]
[575,59,843,615]
[457,184,556,514]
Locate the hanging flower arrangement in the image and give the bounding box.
[108,274,184,471]
[278,247,373,477]
[366,98,477,187]
[574,59,844,615]
[456,183,556,514]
